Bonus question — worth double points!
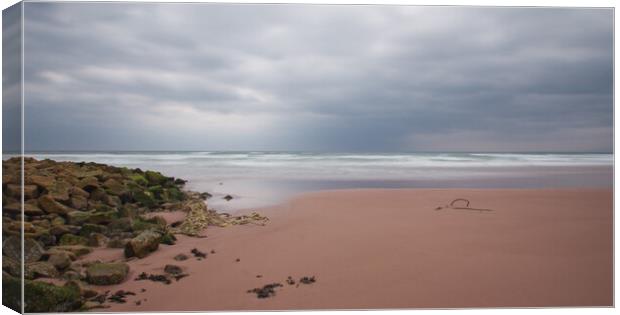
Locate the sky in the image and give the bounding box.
[11,3,614,152]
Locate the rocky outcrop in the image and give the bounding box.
[2,157,268,302]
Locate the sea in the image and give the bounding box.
[9,152,614,211]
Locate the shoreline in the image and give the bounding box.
[89,187,613,311]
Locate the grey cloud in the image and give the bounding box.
[18,3,613,152]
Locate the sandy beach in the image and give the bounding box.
[85,188,613,311]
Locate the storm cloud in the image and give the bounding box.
[20,3,613,152]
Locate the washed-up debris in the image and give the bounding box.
[235,258,240,262]
[435,198,494,213]
[107,290,136,304]
[191,248,207,259]
[91,291,109,304]
[210,250,216,254]
[256,275,262,278]
[135,300,141,306]
[286,276,295,285]
[173,274,189,281]
[247,283,283,299]
[229,212,269,226]
[299,276,316,285]
[135,272,171,285]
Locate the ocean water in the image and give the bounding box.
[13,152,614,211]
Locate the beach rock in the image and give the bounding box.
[145,171,167,186]
[59,234,89,246]
[51,245,93,257]
[70,195,88,210]
[129,174,148,186]
[47,181,71,201]
[28,175,55,190]
[3,236,45,263]
[173,254,188,261]
[87,210,118,225]
[39,195,73,215]
[37,232,57,247]
[125,230,161,258]
[103,178,127,196]
[89,187,111,204]
[160,232,177,245]
[49,224,73,237]
[88,233,109,247]
[66,211,92,225]
[78,177,99,191]
[164,264,183,275]
[47,252,72,270]
[23,185,40,199]
[64,280,99,299]
[70,186,90,198]
[23,278,82,312]
[2,273,21,312]
[107,217,133,232]
[107,237,131,248]
[223,194,233,201]
[6,184,22,198]
[79,223,108,236]
[62,270,81,281]
[133,190,157,208]
[85,262,129,285]
[51,216,66,226]
[25,261,60,279]
[3,256,21,277]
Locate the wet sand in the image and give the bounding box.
[86,188,612,311]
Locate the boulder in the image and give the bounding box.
[87,210,118,225]
[23,185,39,199]
[69,195,88,210]
[124,230,162,258]
[133,190,156,208]
[38,195,72,215]
[25,261,60,279]
[48,251,72,270]
[64,280,98,299]
[103,178,127,196]
[107,217,133,232]
[47,181,71,201]
[89,187,111,203]
[145,170,168,186]
[85,262,129,285]
[20,278,82,312]
[28,175,55,190]
[3,255,21,277]
[50,245,93,257]
[59,234,88,246]
[66,211,92,225]
[3,236,45,263]
[77,177,99,191]
[70,186,90,198]
[87,233,109,247]
[24,203,45,216]
[78,223,108,236]
[6,184,22,198]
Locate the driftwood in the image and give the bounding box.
[435,198,494,213]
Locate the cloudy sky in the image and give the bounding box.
[16,3,613,152]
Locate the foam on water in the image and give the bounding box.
[10,152,612,211]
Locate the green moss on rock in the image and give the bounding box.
[85,262,129,285]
